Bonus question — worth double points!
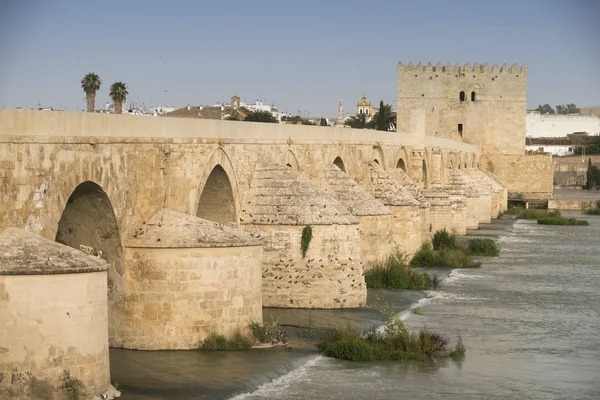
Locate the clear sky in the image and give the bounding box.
[0,0,598,117]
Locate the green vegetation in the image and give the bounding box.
[468,239,500,256]
[200,330,253,351]
[345,113,373,129]
[507,206,589,225]
[109,81,128,115]
[300,225,313,258]
[112,381,121,392]
[373,101,396,132]
[534,103,580,115]
[497,211,504,218]
[449,336,466,360]
[537,217,589,226]
[585,201,600,215]
[249,317,280,344]
[61,370,87,400]
[81,72,101,112]
[364,249,437,290]
[432,229,460,250]
[410,242,479,269]
[244,110,278,123]
[412,307,422,315]
[410,230,500,269]
[318,303,463,362]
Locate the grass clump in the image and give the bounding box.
[584,201,600,215]
[61,370,87,400]
[468,238,500,256]
[365,249,433,290]
[318,303,459,362]
[432,229,461,250]
[200,330,253,351]
[410,242,479,269]
[519,209,561,219]
[537,217,589,226]
[449,336,466,360]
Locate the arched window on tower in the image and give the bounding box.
[471,91,476,102]
[459,91,466,102]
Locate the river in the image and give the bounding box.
[111,213,600,399]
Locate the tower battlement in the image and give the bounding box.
[398,62,527,75]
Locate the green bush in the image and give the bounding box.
[200,330,253,351]
[537,217,589,226]
[432,229,460,250]
[519,209,561,219]
[249,317,280,344]
[318,303,460,362]
[468,238,500,256]
[365,249,432,290]
[585,208,600,215]
[410,242,479,269]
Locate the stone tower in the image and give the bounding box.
[396,62,528,155]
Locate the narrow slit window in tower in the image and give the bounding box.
[458,124,463,136]
[471,91,476,102]
[459,91,466,102]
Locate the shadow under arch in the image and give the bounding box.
[396,158,407,172]
[422,159,429,188]
[55,180,124,345]
[333,156,346,173]
[196,148,240,226]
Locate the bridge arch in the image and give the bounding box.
[371,145,385,168]
[55,180,124,344]
[196,147,240,226]
[284,149,301,171]
[333,156,346,173]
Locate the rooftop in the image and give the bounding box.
[0,228,108,275]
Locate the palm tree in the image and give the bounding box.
[81,73,102,112]
[373,101,396,131]
[109,82,128,114]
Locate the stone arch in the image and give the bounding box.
[196,147,240,226]
[371,145,385,169]
[55,181,124,344]
[333,156,346,173]
[284,149,301,171]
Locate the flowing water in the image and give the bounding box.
[112,215,600,399]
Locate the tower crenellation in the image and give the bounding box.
[398,62,527,74]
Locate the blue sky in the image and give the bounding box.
[0,0,598,116]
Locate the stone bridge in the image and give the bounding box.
[0,108,507,398]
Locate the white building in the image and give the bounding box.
[526,111,600,138]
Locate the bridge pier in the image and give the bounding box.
[241,164,366,308]
[121,209,263,350]
[0,228,116,400]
